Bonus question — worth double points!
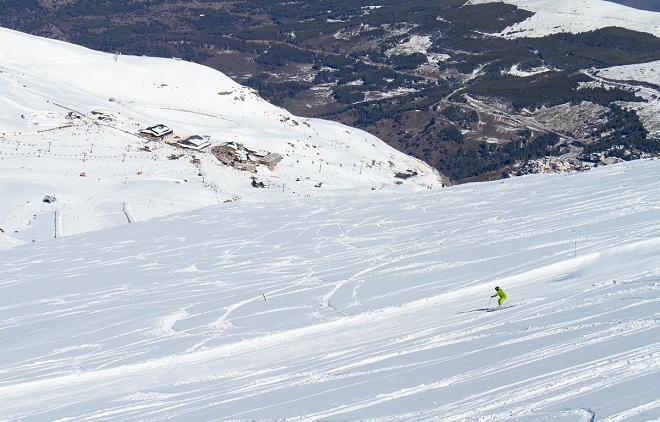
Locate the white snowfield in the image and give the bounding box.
[596,60,660,86]
[465,0,660,38]
[1,159,660,421]
[0,27,441,245]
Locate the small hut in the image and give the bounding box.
[139,124,173,141]
[176,135,211,151]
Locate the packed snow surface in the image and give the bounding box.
[1,160,660,420]
[465,0,660,38]
[0,27,441,244]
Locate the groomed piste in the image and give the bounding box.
[1,159,659,421]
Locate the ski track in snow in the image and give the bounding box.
[1,161,660,420]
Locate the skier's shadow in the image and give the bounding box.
[457,308,492,314]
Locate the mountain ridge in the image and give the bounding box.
[0,26,443,245]
[465,0,660,38]
[1,1,659,182]
[605,0,660,12]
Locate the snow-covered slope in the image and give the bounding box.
[596,60,660,86]
[0,232,23,251]
[1,160,660,420]
[466,0,660,38]
[586,60,660,136]
[0,27,442,243]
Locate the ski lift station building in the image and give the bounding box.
[175,135,211,151]
[139,124,173,141]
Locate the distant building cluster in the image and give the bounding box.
[138,124,283,171]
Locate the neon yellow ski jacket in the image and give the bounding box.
[491,289,507,299]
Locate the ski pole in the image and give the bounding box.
[487,297,492,309]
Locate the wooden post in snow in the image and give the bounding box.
[54,210,63,239]
[123,202,136,224]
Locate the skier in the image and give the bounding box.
[491,286,507,308]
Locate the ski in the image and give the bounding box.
[487,305,514,312]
